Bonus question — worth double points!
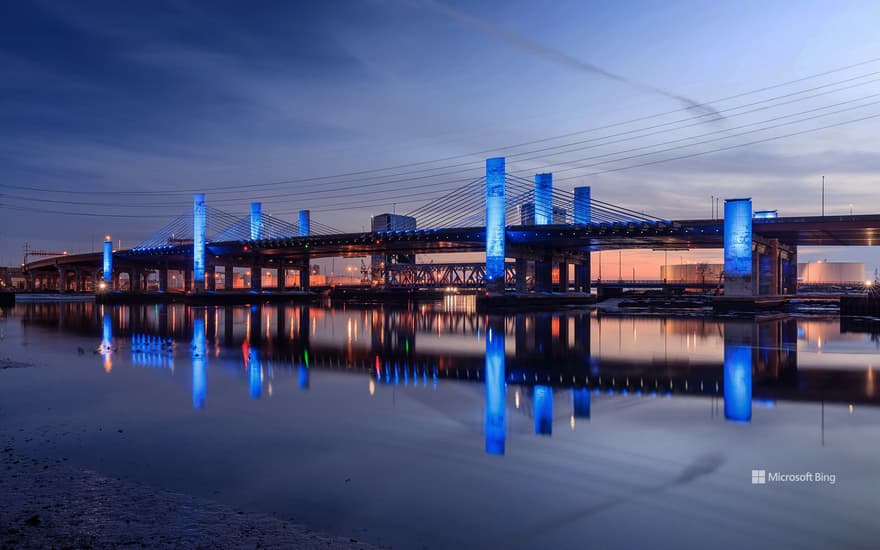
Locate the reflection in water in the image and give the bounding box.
[724,343,753,422]
[298,364,309,390]
[100,306,113,373]
[15,302,880,453]
[534,386,553,436]
[484,320,506,456]
[192,316,206,409]
[248,347,261,400]
[572,388,591,420]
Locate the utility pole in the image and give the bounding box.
[821,176,825,217]
[711,195,714,219]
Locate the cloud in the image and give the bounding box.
[410,0,722,119]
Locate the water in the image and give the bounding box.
[1,300,878,549]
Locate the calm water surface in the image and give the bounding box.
[1,299,878,549]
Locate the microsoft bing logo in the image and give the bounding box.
[751,470,766,484]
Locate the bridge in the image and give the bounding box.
[19,157,880,300]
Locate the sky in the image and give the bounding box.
[3,0,880,275]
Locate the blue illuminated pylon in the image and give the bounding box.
[102,236,113,287]
[723,198,753,296]
[534,173,552,225]
[250,202,263,240]
[484,320,506,455]
[298,210,310,237]
[573,187,591,224]
[193,194,206,292]
[485,157,506,291]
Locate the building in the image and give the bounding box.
[798,261,864,284]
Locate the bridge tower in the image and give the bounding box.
[723,198,753,296]
[193,194,206,293]
[533,173,554,292]
[485,157,506,293]
[573,186,591,293]
[298,209,311,291]
[101,235,113,291]
[250,202,263,291]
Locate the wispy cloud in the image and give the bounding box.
[411,0,722,119]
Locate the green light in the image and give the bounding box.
[405,339,409,354]
[304,349,309,367]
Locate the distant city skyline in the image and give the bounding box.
[3,1,880,273]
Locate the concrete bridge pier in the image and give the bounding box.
[723,198,798,298]
[56,267,65,292]
[205,266,215,291]
[534,254,553,292]
[558,261,569,292]
[298,262,310,291]
[515,258,528,292]
[224,265,234,290]
[158,267,168,292]
[251,263,262,292]
[574,260,590,293]
[277,267,286,290]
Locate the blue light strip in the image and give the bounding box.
[723,198,752,296]
[534,173,552,225]
[193,194,206,284]
[102,238,112,283]
[485,157,506,285]
[574,186,591,224]
[299,210,310,237]
[250,202,263,240]
[484,323,506,455]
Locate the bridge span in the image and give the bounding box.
[18,156,880,299]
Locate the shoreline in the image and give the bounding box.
[0,434,380,549]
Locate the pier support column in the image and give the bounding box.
[558,261,569,292]
[485,157,506,293]
[225,265,234,290]
[781,243,797,295]
[299,264,310,291]
[535,252,552,292]
[277,267,286,290]
[206,266,216,291]
[56,267,65,292]
[723,198,754,297]
[251,263,262,292]
[158,267,168,292]
[574,261,590,293]
[515,258,528,292]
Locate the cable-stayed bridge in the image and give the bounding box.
[20,157,880,300]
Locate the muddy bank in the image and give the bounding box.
[0,437,379,550]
